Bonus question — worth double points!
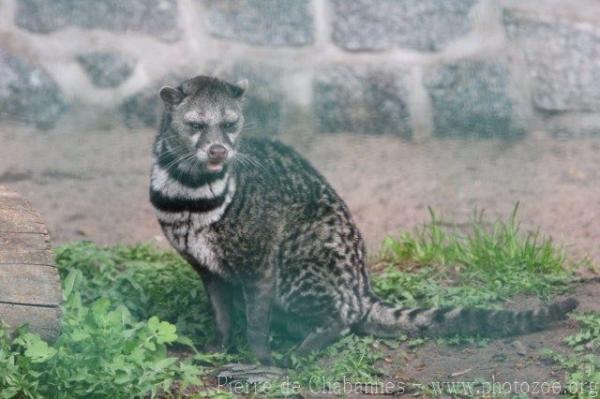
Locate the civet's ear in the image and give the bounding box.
[236,79,248,92]
[159,86,183,108]
[230,79,248,98]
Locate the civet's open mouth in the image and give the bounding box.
[207,161,224,172]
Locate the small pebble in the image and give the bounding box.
[512,340,527,356]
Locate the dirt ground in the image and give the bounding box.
[325,280,600,399]
[1,124,598,263]
[1,124,599,397]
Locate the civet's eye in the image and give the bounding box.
[189,122,207,131]
[222,122,237,131]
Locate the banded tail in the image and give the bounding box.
[357,296,578,338]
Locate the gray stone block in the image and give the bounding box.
[544,113,600,139]
[16,0,180,42]
[331,0,476,52]
[118,74,188,128]
[118,83,163,128]
[313,64,412,137]
[0,49,67,129]
[77,52,135,88]
[504,10,600,113]
[206,0,314,46]
[425,59,525,138]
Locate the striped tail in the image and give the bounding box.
[356,297,578,338]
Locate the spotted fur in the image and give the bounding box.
[150,76,578,366]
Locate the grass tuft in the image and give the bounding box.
[287,335,384,388]
[373,204,577,307]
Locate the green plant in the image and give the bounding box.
[0,268,203,398]
[55,242,215,347]
[285,335,384,395]
[565,313,600,352]
[374,205,577,308]
[541,313,600,399]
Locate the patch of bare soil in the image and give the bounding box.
[0,125,598,263]
[1,124,598,397]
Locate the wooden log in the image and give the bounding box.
[0,304,61,340]
[0,264,61,305]
[0,186,62,341]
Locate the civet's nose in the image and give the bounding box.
[207,144,228,161]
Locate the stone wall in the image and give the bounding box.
[1,0,599,138]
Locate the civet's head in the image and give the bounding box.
[159,76,247,174]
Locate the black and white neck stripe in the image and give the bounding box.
[150,187,229,213]
[149,162,236,225]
